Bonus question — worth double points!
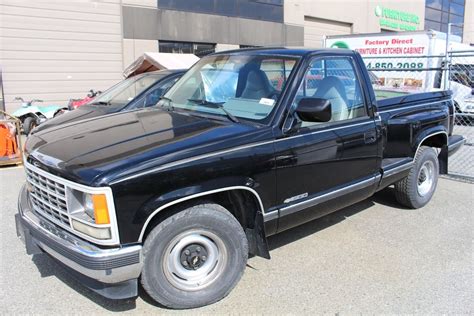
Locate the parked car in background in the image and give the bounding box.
[11,98,67,134]
[32,69,185,134]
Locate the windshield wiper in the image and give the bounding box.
[188,98,239,123]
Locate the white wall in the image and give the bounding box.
[0,0,124,113]
[463,0,473,45]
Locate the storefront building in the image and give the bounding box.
[0,0,472,112]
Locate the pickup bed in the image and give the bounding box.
[15,48,465,309]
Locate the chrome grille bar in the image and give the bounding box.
[25,164,71,229]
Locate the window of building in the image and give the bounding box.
[425,0,465,38]
[159,41,216,57]
[158,0,283,23]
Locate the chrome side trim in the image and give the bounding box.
[378,100,447,114]
[382,161,414,179]
[263,210,279,222]
[112,120,375,184]
[138,186,266,242]
[415,131,448,157]
[279,176,379,218]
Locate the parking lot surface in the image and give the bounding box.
[1,166,473,314]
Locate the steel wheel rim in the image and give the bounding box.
[162,229,227,291]
[417,160,435,197]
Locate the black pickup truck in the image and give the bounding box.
[15,48,464,309]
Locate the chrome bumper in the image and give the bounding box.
[16,184,143,299]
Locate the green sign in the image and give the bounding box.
[375,5,420,31]
[330,41,350,49]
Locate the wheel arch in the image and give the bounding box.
[414,130,448,174]
[138,186,270,259]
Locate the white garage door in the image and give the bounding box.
[304,16,352,48]
[0,0,124,113]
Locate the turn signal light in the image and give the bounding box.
[92,194,110,225]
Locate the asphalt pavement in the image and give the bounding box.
[1,166,473,314]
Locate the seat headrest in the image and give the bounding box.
[241,70,272,99]
[313,76,347,101]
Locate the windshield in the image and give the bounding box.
[162,54,299,122]
[91,74,165,106]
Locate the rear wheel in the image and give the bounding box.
[394,146,439,208]
[22,117,37,135]
[141,203,248,309]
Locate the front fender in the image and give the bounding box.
[135,176,260,240]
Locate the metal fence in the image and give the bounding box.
[447,50,474,179]
[360,49,474,179]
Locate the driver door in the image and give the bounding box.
[274,56,379,232]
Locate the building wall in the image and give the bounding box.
[464,0,473,45]
[0,0,124,113]
[285,0,426,47]
[121,6,303,47]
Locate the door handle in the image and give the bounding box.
[364,131,377,144]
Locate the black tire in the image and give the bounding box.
[141,203,248,309]
[394,146,439,209]
[22,117,37,135]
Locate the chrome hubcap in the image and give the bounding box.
[417,160,435,197]
[163,230,227,291]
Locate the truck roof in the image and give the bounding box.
[211,47,354,57]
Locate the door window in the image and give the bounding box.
[294,57,367,126]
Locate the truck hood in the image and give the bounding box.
[25,108,258,186]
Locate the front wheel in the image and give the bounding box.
[394,146,439,208]
[141,203,248,309]
[22,117,37,135]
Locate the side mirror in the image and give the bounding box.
[295,97,332,122]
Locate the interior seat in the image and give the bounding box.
[313,76,349,121]
[240,69,273,100]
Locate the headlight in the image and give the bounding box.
[68,190,113,240]
[83,193,95,220]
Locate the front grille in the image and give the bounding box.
[25,165,71,229]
